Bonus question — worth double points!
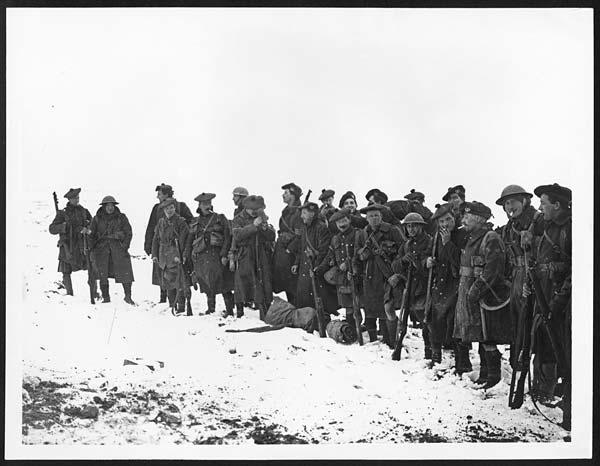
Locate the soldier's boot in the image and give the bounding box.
[122,282,135,305]
[100,282,110,303]
[533,362,558,404]
[474,345,487,384]
[385,319,398,350]
[235,302,244,318]
[166,289,177,309]
[186,298,193,316]
[431,346,442,365]
[222,292,235,317]
[205,294,216,314]
[560,379,572,431]
[379,318,391,348]
[258,302,267,322]
[423,325,432,360]
[483,349,502,389]
[176,293,186,314]
[365,317,378,342]
[455,342,473,375]
[159,288,167,304]
[62,273,74,296]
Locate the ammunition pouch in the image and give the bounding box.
[209,231,224,247]
[192,236,207,255]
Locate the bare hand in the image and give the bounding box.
[339,262,348,272]
[387,274,400,287]
[522,282,531,298]
[229,259,236,272]
[520,231,533,249]
[439,227,451,245]
[152,256,159,264]
[253,217,263,227]
[291,265,298,275]
[426,257,436,269]
[221,257,228,266]
[174,257,181,264]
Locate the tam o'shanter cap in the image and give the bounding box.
[431,203,454,221]
[300,201,319,212]
[281,183,303,199]
[318,189,335,201]
[495,185,533,206]
[64,188,81,199]
[155,183,174,195]
[243,195,265,210]
[442,185,465,201]
[160,198,177,209]
[533,183,571,204]
[329,208,351,223]
[99,195,119,205]
[404,189,425,201]
[359,203,385,214]
[365,188,388,204]
[338,191,357,208]
[463,201,492,220]
[194,192,216,202]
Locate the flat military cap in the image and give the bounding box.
[232,186,249,197]
[155,183,174,195]
[300,201,319,212]
[329,208,351,223]
[64,188,81,199]
[194,192,216,202]
[243,195,265,210]
[160,198,177,209]
[281,182,303,200]
[404,189,425,202]
[359,203,385,214]
[495,185,533,206]
[318,189,335,201]
[463,201,492,220]
[431,203,454,221]
[99,195,119,205]
[402,212,427,225]
[338,191,357,208]
[533,183,572,204]
[442,185,465,201]
[365,188,388,204]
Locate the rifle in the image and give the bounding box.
[423,230,438,325]
[391,266,413,361]
[508,247,534,409]
[172,237,188,316]
[307,254,326,338]
[345,242,364,346]
[52,192,59,213]
[82,231,98,304]
[304,190,312,204]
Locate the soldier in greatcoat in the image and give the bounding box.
[292,202,339,318]
[185,193,235,316]
[390,213,433,356]
[49,188,93,297]
[272,183,303,305]
[366,188,401,228]
[338,191,368,230]
[231,195,276,321]
[89,195,135,304]
[151,198,190,313]
[425,203,471,370]
[453,201,513,389]
[228,186,249,314]
[144,183,193,303]
[354,204,404,345]
[523,183,571,429]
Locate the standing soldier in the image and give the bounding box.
[441,185,466,225]
[404,188,434,232]
[292,201,339,318]
[228,186,249,313]
[151,198,190,314]
[49,188,93,297]
[453,201,513,389]
[231,186,249,218]
[526,183,571,429]
[315,208,362,330]
[354,204,404,344]
[231,195,276,321]
[391,213,433,356]
[89,196,135,304]
[425,203,471,371]
[144,183,193,304]
[318,189,338,229]
[495,185,540,372]
[338,191,368,229]
[185,193,235,316]
[272,183,303,305]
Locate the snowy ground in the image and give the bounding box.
[16,200,570,447]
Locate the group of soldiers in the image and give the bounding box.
[49,180,572,430]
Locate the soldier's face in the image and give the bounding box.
[246,208,258,217]
[199,201,212,213]
[301,209,316,224]
[437,213,456,231]
[282,189,294,204]
[336,217,351,231]
[406,223,422,237]
[68,196,79,206]
[233,194,242,205]
[503,198,525,219]
[157,191,168,202]
[462,213,483,231]
[539,194,559,221]
[343,198,356,212]
[366,210,382,228]
[104,203,115,214]
[449,193,463,209]
[323,197,333,207]
[164,204,176,218]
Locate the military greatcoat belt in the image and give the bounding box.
[459,265,482,278]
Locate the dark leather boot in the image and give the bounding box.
[222,292,234,317]
[159,288,167,303]
[62,273,73,296]
[236,303,244,318]
[431,347,442,365]
[167,288,177,307]
[386,319,398,350]
[484,349,502,389]
[177,293,186,314]
[379,318,391,348]
[423,325,432,359]
[474,345,488,384]
[186,298,193,316]
[455,342,473,375]
[258,303,267,322]
[122,282,135,305]
[205,294,216,314]
[100,282,110,303]
[365,318,378,342]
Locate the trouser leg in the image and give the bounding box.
[222,291,234,317]
[167,288,177,307]
[122,282,135,305]
[100,279,110,303]
[206,294,216,314]
[365,317,378,342]
[159,288,167,303]
[423,324,432,359]
[482,344,502,389]
[62,273,73,296]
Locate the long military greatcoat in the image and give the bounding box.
[49,203,93,273]
[152,213,189,290]
[453,226,513,344]
[272,203,302,296]
[144,199,193,287]
[231,211,276,307]
[89,206,134,283]
[184,211,234,295]
[354,222,403,318]
[295,216,339,314]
